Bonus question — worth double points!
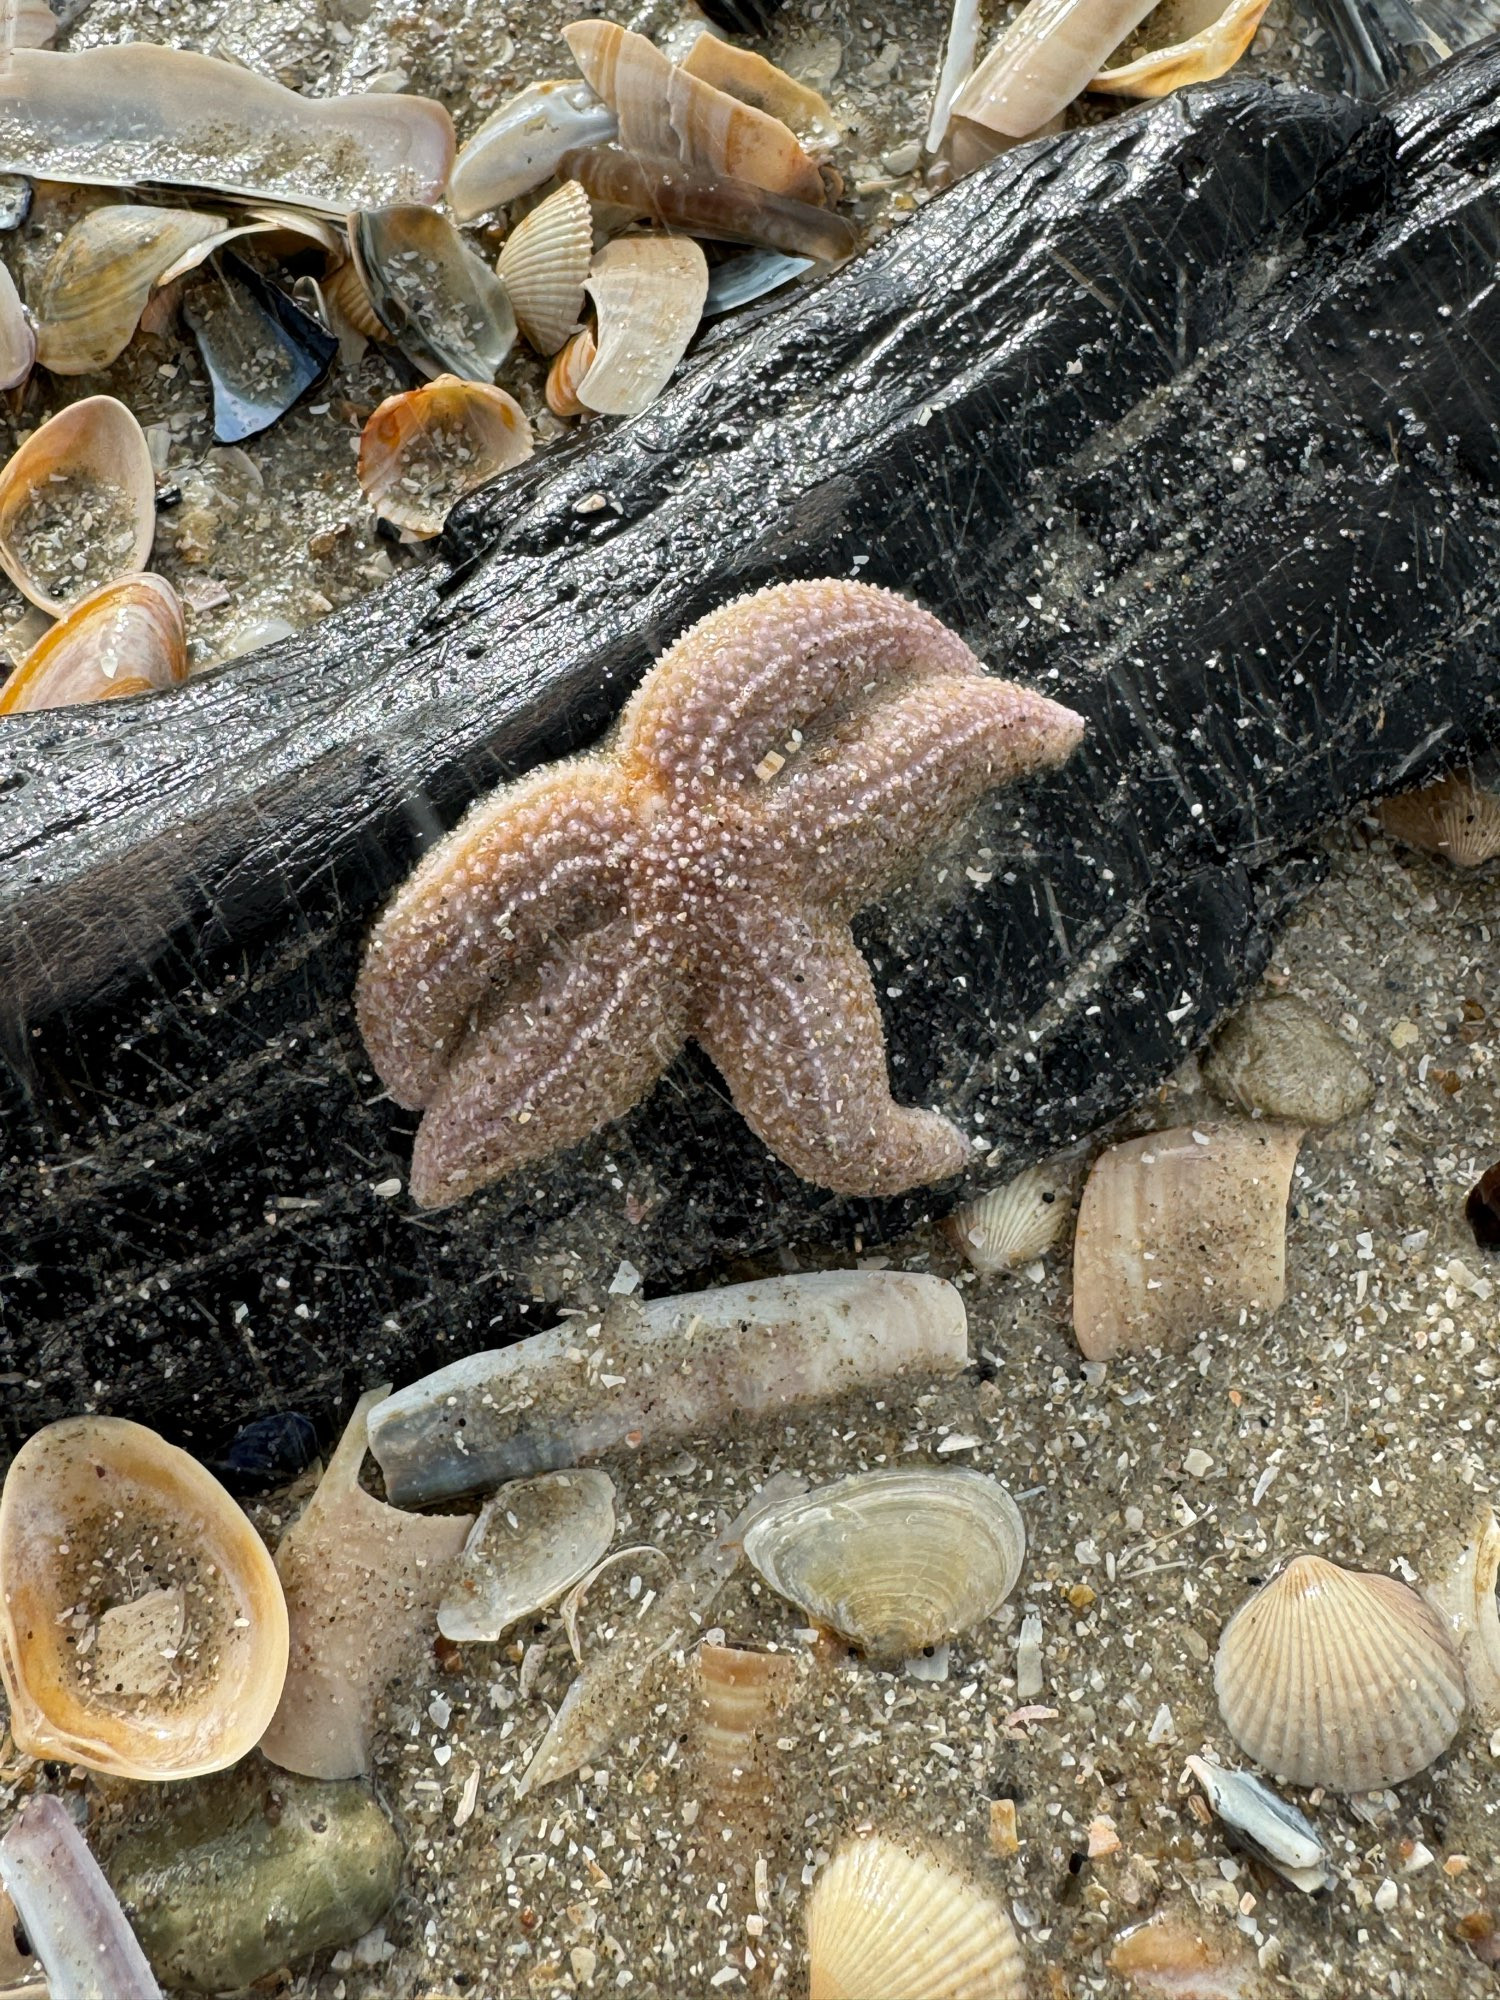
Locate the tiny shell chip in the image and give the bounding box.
[1214,1554,1465,1793]
[1380,770,1500,868]
[946,1161,1067,1273]
[497,179,592,356]
[806,1834,1026,2000]
[438,1469,617,1643]
[742,1466,1024,1664]
[358,375,533,540]
[1203,991,1373,1128]
[580,233,708,418]
[1071,1122,1301,1361]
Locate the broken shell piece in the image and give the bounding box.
[183,255,337,445]
[368,1271,967,1507]
[1426,1506,1500,1730]
[560,144,857,263]
[1203,991,1373,1128]
[449,79,618,221]
[580,232,708,417]
[1071,1122,1301,1361]
[1214,1554,1465,1793]
[0,571,187,713]
[498,178,592,355]
[1091,0,1271,96]
[1380,770,1500,868]
[806,1834,1026,2000]
[679,33,837,138]
[0,1793,162,2000]
[0,259,33,390]
[438,1469,616,1643]
[258,1388,474,1781]
[33,204,226,375]
[703,247,813,317]
[952,0,1160,139]
[353,204,516,383]
[546,325,596,418]
[358,375,533,541]
[0,1416,288,1780]
[1184,1756,1334,1893]
[742,1467,1024,1664]
[0,393,154,614]
[154,205,341,287]
[323,257,383,340]
[694,1641,800,1825]
[946,1161,1068,1273]
[1108,1914,1259,1996]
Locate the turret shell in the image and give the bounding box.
[357,374,533,540]
[806,1834,1026,2000]
[497,179,592,356]
[0,393,155,614]
[0,570,186,713]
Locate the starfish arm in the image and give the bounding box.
[763,673,1086,913]
[617,580,987,793]
[356,762,639,1110]
[694,908,972,1197]
[409,926,688,1207]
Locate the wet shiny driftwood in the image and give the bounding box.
[2,49,1499,1452]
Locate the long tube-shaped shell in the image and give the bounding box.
[559,144,857,262]
[0,1795,162,2000]
[449,79,617,220]
[0,394,155,614]
[34,205,226,374]
[580,232,707,417]
[952,0,1161,138]
[0,572,187,713]
[0,257,32,390]
[1090,0,1271,96]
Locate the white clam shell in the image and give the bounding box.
[34,203,226,375]
[0,570,186,714]
[1380,769,1500,868]
[580,232,708,418]
[498,179,592,356]
[806,1834,1027,2000]
[952,0,1160,140]
[947,1161,1067,1273]
[449,79,618,221]
[0,394,155,615]
[1426,1506,1500,1731]
[1091,0,1270,96]
[358,374,533,540]
[438,1469,616,1643]
[742,1466,1025,1663]
[0,259,34,391]
[1214,1554,1466,1793]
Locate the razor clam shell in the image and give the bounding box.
[448,79,618,222]
[497,178,592,356]
[742,1467,1025,1663]
[438,1469,617,1643]
[1091,0,1271,96]
[1426,1506,1500,1730]
[1379,768,1500,867]
[0,1794,163,2000]
[928,0,986,151]
[545,324,596,417]
[678,32,837,139]
[1202,990,1373,1127]
[946,1160,1067,1273]
[702,247,814,316]
[1184,1756,1334,1892]
[182,254,337,445]
[1213,1554,1466,1793]
[0,256,32,389]
[0,393,155,614]
[0,571,187,714]
[358,374,534,540]
[806,1835,1027,2000]
[952,0,1161,139]
[367,1271,968,1507]
[580,231,708,417]
[353,203,516,382]
[0,44,454,213]
[559,143,857,262]
[33,203,226,376]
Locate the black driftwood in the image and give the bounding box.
[3,50,1500,1456]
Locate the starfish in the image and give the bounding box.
[356,580,1084,1208]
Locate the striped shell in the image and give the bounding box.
[357,375,533,540]
[946,1162,1067,1273]
[33,203,226,374]
[1380,771,1500,868]
[498,180,592,356]
[1214,1554,1465,1793]
[546,325,597,418]
[806,1835,1026,2000]
[324,258,384,339]
[580,233,708,418]
[0,572,186,714]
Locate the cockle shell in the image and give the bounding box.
[579,232,708,417]
[438,1468,616,1643]
[0,571,186,713]
[1091,0,1271,96]
[357,375,533,540]
[0,1416,288,1781]
[1379,770,1500,868]
[0,258,33,390]
[679,33,837,139]
[946,1161,1068,1273]
[449,79,618,221]
[1214,1554,1466,1793]
[323,256,383,339]
[33,204,226,375]
[806,1834,1027,2000]
[497,179,592,356]
[952,0,1161,140]
[0,393,155,614]
[546,324,596,417]
[352,203,517,383]
[742,1467,1025,1664]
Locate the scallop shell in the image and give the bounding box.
[742,1467,1024,1664]
[580,233,708,418]
[438,1469,616,1643]
[546,324,597,418]
[358,374,533,540]
[449,78,618,221]
[806,1834,1026,2000]
[498,179,592,356]
[1214,1554,1466,1793]
[352,203,516,383]
[1092,0,1271,96]
[946,1161,1067,1273]
[0,394,155,614]
[0,1416,288,1780]
[33,203,227,375]
[0,571,186,713]
[1379,770,1500,868]
[952,0,1160,141]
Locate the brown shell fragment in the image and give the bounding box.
[1379,770,1500,868]
[546,324,597,417]
[680,33,837,138]
[1091,0,1271,97]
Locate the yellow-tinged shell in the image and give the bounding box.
[357,374,533,540]
[1091,0,1271,97]
[0,393,156,614]
[580,234,708,418]
[497,179,592,356]
[0,570,186,713]
[34,203,227,374]
[806,1834,1026,2000]
[1379,770,1500,868]
[946,1162,1067,1273]
[0,1416,288,1780]
[1214,1554,1465,1793]
[679,33,836,138]
[547,324,597,418]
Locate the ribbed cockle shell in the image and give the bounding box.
[357,374,533,540]
[806,1835,1027,1999]
[0,570,187,713]
[580,233,708,417]
[497,179,592,356]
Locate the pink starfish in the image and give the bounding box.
[357,580,1084,1208]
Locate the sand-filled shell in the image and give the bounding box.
[33,203,226,375]
[449,78,618,221]
[498,179,592,356]
[1092,0,1270,96]
[806,1834,1027,2000]
[1071,1121,1301,1360]
[953,0,1160,140]
[742,1467,1024,1664]
[1214,1554,1466,1793]
[0,571,187,713]
[0,393,155,614]
[0,259,33,391]
[352,204,516,383]
[546,324,596,417]
[580,232,708,417]
[1203,990,1373,1128]
[1380,770,1500,868]
[358,375,533,540]
[946,1161,1068,1273]
[0,1416,288,1780]
[438,1469,616,1643]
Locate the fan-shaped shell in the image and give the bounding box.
[0,571,186,713]
[438,1468,616,1642]
[0,1417,288,1780]
[946,1161,1067,1273]
[358,374,533,540]
[0,394,155,614]
[1380,770,1500,868]
[324,256,383,339]
[742,1467,1024,1664]
[580,233,708,418]
[1214,1554,1465,1793]
[806,1834,1026,2000]
[546,324,597,418]
[33,203,226,375]
[498,179,592,356]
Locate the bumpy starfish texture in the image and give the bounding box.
[357,580,1085,1208]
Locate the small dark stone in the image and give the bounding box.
[211,1411,319,1493]
[1466,1164,1500,1251]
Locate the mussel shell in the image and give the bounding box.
[0,571,186,714]
[33,203,226,375]
[352,203,516,382]
[182,253,337,444]
[0,392,155,615]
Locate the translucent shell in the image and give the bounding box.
[358,375,533,540]
[1380,770,1500,869]
[546,324,597,418]
[0,394,155,614]
[33,203,226,375]
[580,233,708,418]
[1214,1554,1466,1793]
[497,179,592,356]
[0,1417,288,1780]
[438,1468,616,1643]
[742,1467,1025,1664]
[952,0,1160,141]
[1091,0,1271,96]
[449,79,618,221]
[0,260,34,391]
[0,571,187,713]
[352,204,517,383]
[806,1835,1027,2000]
[946,1161,1067,1273]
